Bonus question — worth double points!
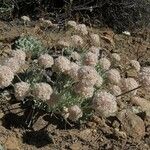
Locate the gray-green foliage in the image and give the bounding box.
[15,36,46,58]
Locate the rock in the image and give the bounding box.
[5,135,20,150]
[131,96,150,117]
[117,109,145,140]
[70,142,82,150]
[32,116,48,131]
[78,129,92,141]
[100,35,115,47]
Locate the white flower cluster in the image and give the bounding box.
[92,91,118,117]
[130,60,141,72]
[38,54,54,69]
[53,56,71,73]
[90,34,100,46]
[99,58,111,70]
[83,52,98,67]
[0,49,26,89]
[32,82,53,101]
[14,82,30,100]
[107,69,121,85]
[0,66,14,89]
[73,66,103,98]
[121,78,139,96]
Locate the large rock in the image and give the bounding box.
[117,109,145,140]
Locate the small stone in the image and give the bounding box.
[70,142,82,150]
[5,135,20,150]
[78,129,92,141]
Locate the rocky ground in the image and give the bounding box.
[0,20,150,150]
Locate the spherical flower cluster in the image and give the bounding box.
[11,49,26,65]
[70,52,81,61]
[53,56,71,73]
[88,46,100,56]
[92,91,117,117]
[130,60,141,72]
[83,52,98,67]
[110,85,122,96]
[121,78,139,96]
[74,82,94,98]
[107,69,121,85]
[76,24,88,35]
[67,21,77,29]
[3,58,20,73]
[112,53,121,62]
[38,54,54,69]
[99,58,111,70]
[14,82,30,100]
[57,40,70,48]
[0,66,14,89]
[32,82,53,101]
[68,105,83,121]
[95,75,103,88]
[71,35,84,47]
[78,66,98,86]
[68,62,80,80]
[90,34,100,46]
[139,67,150,92]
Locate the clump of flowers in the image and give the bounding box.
[0,66,14,89]
[68,62,80,80]
[78,66,98,86]
[110,85,122,96]
[14,82,30,100]
[57,40,70,48]
[76,24,88,35]
[107,69,121,85]
[130,60,141,72]
[3,58,20,73]
[92,91,118,117]
[53,56,71,73]
[90,34,100,46]
[32,82,53,101]
[38,54,54,69]
[99,57,111,70]
[121,78,139,96]
[71,35,84,47]
[88,46,100,56]
[74,82,94,98]
[2,29,149,129]
[83,52,98,67]
[10,49,26,65]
